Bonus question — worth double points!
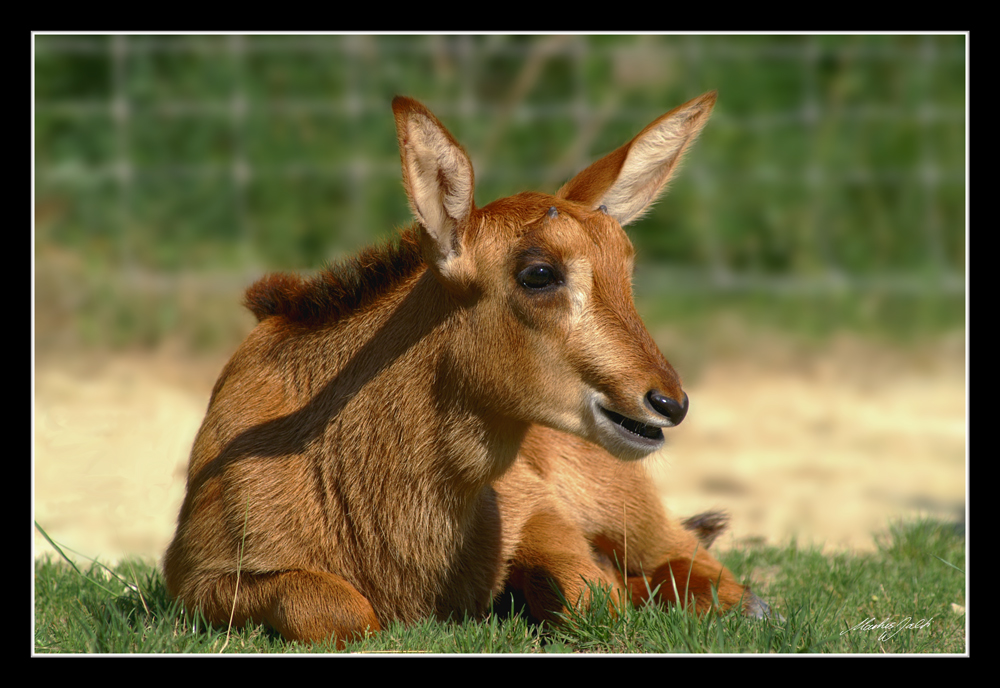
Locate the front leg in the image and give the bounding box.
[507,510,627,623]
[622,518,772,619]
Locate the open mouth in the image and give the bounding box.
[599,407,664,442]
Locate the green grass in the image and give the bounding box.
[34,518,966,654]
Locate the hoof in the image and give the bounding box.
[745,591,783,621]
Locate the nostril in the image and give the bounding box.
[647,391,689,426]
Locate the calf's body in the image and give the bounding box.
[164,92,766,646]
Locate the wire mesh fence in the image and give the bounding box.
[33,34,966,348]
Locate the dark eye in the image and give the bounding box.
[517,264,560,290]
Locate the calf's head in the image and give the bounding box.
[393,93,716,460]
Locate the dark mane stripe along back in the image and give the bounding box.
[243,227,425,325]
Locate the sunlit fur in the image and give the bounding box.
[164,92,767,648]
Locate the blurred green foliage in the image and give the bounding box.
[34,35,966,349]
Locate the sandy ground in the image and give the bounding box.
[33,334,966,568]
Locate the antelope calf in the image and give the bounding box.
[164,92,769,647]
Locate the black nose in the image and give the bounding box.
[647,391,689,426]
